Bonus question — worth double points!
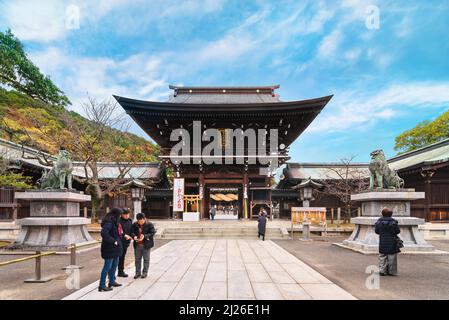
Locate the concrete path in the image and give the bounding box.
[63,240,356,300]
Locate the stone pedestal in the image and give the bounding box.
[301,221,311,241]
[11,191,94,251]
[342,190,434,253]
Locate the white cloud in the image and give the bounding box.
[366,48,394,69]
[344,48,362,62]
[309,82,449,133]
[157,0,225,18]
[0,0,227,42]
[317,29,343,58]
[29,48,168,114]
[1,0,68,42]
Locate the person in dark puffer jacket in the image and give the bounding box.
[375,207,401,276]
[131,213,156,279]
[117,208,133,277]
[99,208,124,291]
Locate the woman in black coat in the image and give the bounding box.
[258,210,267,241]
[375,207,401,276]
[99,208,124,291]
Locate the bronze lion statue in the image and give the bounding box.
[38,149,73,190]
[369,149,404,190]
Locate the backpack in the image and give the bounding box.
[395,235,404,252]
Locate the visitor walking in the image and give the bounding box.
[99,208,123,292]
[131,213,156,279]
[209,205,217,220]
[375,207,402,276]
[259,206,267,217]
[117,208,133,277]
[258,211,267,241]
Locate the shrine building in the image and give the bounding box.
[114,85,332,220]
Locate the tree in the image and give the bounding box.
[316,156,369,223]
[62,96,153,223]
[0,150,32,189]
[0,29,70,107]
[395,110,449,153]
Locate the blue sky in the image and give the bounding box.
[1,0,449,164]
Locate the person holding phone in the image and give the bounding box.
[117,208,133,277]
[131,213,156,279]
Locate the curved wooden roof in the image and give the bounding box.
[114,88,332,149]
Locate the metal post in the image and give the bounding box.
[62,243,83,270]
[36,251,41,281]
[24,251,51,283]
[71,244,76,266]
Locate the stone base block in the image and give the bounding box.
[24,277,52,283]
[343,217,434,253]
[11,217,93,251]
[419,223,449,240]
[0,221,21,241]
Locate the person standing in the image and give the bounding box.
[99,208,123,292]
[259,206,267,217]
[117,208,133,277]
[375,207,401,276]
[131,213,156,279]
[209,205,217,220]
[258,211,267,241]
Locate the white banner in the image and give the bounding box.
[173,178,185,212]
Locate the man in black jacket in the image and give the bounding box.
[131,213,156,279]
[117,208,133,277]
[375,207,401,276]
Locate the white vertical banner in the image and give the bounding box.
[173,178,185,212]
[199,184,204,199]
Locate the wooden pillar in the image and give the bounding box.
[199,172,205,219]
[337,207,341,226]
[331,208,334,224]
[243,171,249,219]
[12,188,18,221]
[421,169,435,222]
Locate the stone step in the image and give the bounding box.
[161,231,282,236]
[160,227,286,239]
[162,231,282,236]
[162,228,281,234]
[161,234,285,239]
[162,232,283,237]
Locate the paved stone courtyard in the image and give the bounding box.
[64,239,356,300]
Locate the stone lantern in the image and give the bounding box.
[292,177,324,241]
[122,179,149,220]
[293,177,323,207]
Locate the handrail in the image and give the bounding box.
[66,240,100,250]
[0,251,56,267]
[0,240,100,283]
[0,241,10,248]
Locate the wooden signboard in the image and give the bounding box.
[291,207,327,226]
